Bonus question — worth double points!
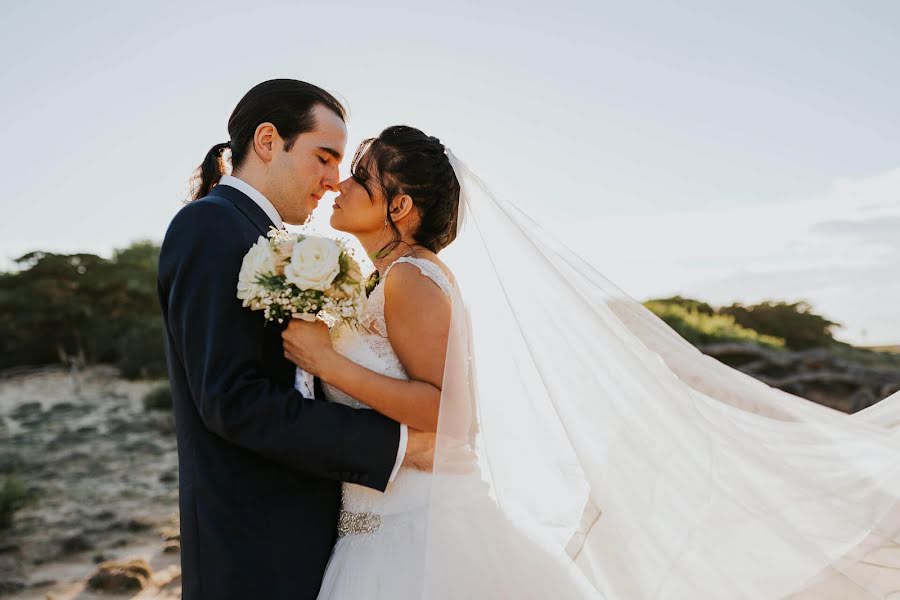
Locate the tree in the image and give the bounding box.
[718,301,840,350]
[0,241,166,377]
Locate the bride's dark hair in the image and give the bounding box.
[190,79,347,201]
[351,125,461,256]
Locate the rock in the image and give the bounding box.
[10,401,42,420]
[61,533,94,554]
[94,509,116,521]
[93,553,108,564]
[85,519,127,535]
[0,452,25,475]
[126,516,155,532]
[0,541,20,554]
[47,401,77,415]
[123,439,163,454]
[0,555,23,578]
[87,559,152,593]
[160,526,180,541]
[0,579,25,595]
[108,417,152,436]
[159,470,177,484]
[696,342,900,413]
[162,540,180,554]
[11,430,41,445]
[46,428,90,450]
[0,552,24,591]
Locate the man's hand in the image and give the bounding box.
[282,318,338,377]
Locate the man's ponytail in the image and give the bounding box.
[190,142,230,201]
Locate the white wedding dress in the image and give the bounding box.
[316,256,598,599]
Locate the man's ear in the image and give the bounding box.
[390,194,416,221]
[253,122,277,163]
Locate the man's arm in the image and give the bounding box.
[159,200,401,491]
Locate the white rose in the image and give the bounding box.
[284,236,342,291]
[237,236,277,306]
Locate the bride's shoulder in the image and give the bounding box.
[383,253,454,302]
[382,255,453,335]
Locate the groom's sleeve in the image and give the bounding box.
[158,201,401,492]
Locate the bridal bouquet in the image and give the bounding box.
[236,228,366,397]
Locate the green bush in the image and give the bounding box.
[117,317,167,379]
[143,384,172,412]
[644,301,786,349]
[0,241,166,377]
[645,295,716,316]
[719,301,839,350]
[643,296,843,351]
[0,476,27,530]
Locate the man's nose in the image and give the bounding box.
[323,165,341,192]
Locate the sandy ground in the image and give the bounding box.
[0,367,180,598]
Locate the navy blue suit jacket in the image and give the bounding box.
[157,184,401,599]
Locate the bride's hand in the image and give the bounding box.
[282,319,339,377]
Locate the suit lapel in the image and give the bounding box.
[209,184,278,237]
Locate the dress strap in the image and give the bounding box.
[383,256,454,297]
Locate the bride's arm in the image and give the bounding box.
[282,263,451,432]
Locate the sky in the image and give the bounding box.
[1,0,898,344]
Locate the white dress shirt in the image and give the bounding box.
[218,175,284,230]
[216,175,408,483]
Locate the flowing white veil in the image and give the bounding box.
[421,151,900,598]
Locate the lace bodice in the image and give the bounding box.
[322,256,454,514]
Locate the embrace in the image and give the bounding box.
[158,79,900,600]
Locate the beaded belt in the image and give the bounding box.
[337,509,382,537]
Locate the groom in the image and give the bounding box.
[157,80,432,600]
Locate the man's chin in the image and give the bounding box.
[283,213,311,227]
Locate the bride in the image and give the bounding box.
[284,125,900,599]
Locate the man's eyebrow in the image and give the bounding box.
[318,146,343,161]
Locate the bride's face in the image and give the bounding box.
[330,153,388,236]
